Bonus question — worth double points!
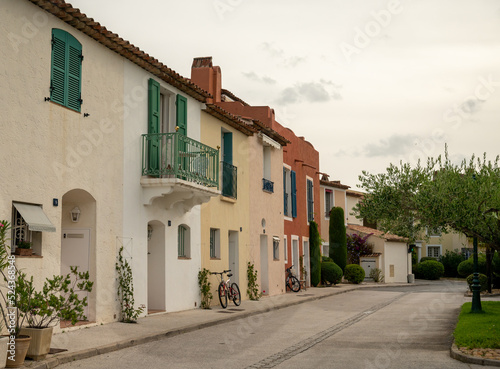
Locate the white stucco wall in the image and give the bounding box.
[122,60,203,314]
[0,0,124,327]
[384,242,409,283]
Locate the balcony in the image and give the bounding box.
[262,178,274,193]
[221,161,237,199]
[141,133,220,209]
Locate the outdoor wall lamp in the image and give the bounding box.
[147,225,153,240]
[70,207,81,222]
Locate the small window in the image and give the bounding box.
[178,224,190,258]
[325,190,333,218]
[273,237,280,260]
[427,246,441,258]
[210,228,220,259]
[50,29,83,112]
[322,244,329,257]
[307,179,314,222]
[11,202,55,256]
[283,236,288,263]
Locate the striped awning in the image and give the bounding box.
[13,202,56,232]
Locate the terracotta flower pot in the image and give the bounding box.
[4,335,31,368]
[19,327,53,361]
[14,249,32,256]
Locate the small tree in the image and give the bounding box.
[309,221,321,287]
[329,207,347,271]
[346,233,374,264]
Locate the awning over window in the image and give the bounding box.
[261,134,281,150]
[13,202,56,232]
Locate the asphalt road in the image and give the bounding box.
[58,280,486,369]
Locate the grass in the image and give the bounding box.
[454,301,500,349]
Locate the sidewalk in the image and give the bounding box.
[24,282,418,369]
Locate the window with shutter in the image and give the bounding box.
[50,29,82,112]
[291,170,297,218]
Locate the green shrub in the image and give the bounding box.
[457,256,487,277]
[344,264,365,284]
[329,207,347,271]
[417,260,444,280]
[493,251,500,288]
[321,262,343,285]
[413,264,421,279]
[322,256,333,263]
[369,268,384,283]
[439,250,465,278]
[309,221,321,287]
[466,273,488,292]
[419,257,435,263]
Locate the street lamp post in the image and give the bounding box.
[471,236,482,313]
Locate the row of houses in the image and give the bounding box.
[0,0,469,329]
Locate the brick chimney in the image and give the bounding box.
[191,57,221,103]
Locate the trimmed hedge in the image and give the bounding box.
[419,257,436,263]
[321,262,343,285]
[322,256,334,263]
[309,221,321,287]
[457,256,487,277]
[466,273,488,292]
[329,207,347,271]
[417,260,444,280]
[344,264,365,284]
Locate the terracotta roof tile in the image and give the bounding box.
[203,104,256,136]
[30,0,211,102]
[319,179,350,190]
[347,224,407,242]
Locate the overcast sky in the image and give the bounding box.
[69,0,500,189]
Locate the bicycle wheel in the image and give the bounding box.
[231,283,241,306]
[290,276,301,292]
[218,283,227,308]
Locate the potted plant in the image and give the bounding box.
[13,241,32,257]
[17,267,93,361]
[0,221,31,368]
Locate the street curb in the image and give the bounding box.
[450,343,500,367]
[25,282,422,369]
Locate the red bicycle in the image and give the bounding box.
[211,270,241,308]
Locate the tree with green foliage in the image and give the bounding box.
[329,207,347,271]
[309,221,321,287]
[354,148,500,292]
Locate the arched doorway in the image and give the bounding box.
[147,220,166,313]
[61,189,96,322]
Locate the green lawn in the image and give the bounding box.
[454,301,500,349]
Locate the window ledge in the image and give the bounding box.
[177,256,191,260]
[12,255,43,259]
[210,257,221,260]
[284,216,293,222]
[262,189,274,194]
[220,196,236,204]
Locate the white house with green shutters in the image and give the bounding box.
[122,60,220,314]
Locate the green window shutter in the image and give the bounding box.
[50,29,67,106]
[176,94,188,136]
[307,179,314,222]
[50,29,82,112]
[291,170,297,218]
[283,168,287,215]
[223,132,232,165]
[148,78,161,174]
[66,33,82,112]
[178,225,186,257]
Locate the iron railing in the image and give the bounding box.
[262,178,274,193]
[221,161,237,199]
[142,133,219,187]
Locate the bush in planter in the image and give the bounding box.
[466,273,488,292]
[417,260,444,280]
[321,262,343,285]
[344,264,365,284]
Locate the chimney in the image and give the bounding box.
[191,57,221,103]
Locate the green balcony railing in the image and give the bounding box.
[142,133,219,188]
[221,161,237,199]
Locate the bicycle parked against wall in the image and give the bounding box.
[211,270,241,308]
[285,265,301,292]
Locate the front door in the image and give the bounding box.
[61,229,90,318]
